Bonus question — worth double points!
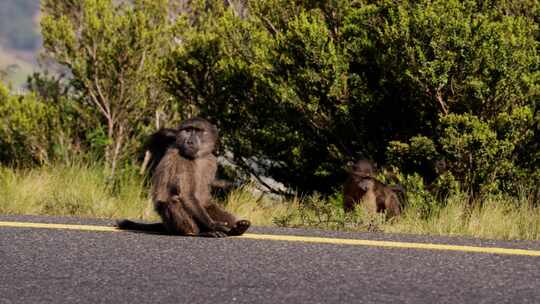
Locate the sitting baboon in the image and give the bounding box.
[343,159,402,217]
[118,117,250,237]
[139,126,233,191]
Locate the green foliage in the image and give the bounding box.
[0,82,71,165]
[355,0,539,196]
[0,0,531,206]
[345,0,539,115]
[41,0,174,176]
[389,108,536,198]
[439,113,512,195]
[163,0,539,196]
[2,0,540,239]
[164,1,356,193]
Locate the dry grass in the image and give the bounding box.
[1,164,539,240]
[376,194,540,240]
[0,164,153,221]
[223,185,296,226]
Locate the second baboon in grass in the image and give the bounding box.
[343,159,402,217]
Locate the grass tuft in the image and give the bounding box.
[0,163,153,221]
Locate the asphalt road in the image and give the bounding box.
[0,215,539,303]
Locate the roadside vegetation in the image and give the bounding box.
[0,0,539,240]
[0,163,151,220]
[1,165,539,241]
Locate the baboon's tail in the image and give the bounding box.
[115,219,167,233]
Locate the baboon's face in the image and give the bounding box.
[356,178,372,192]
[352,160,374,177]
[176,119,218,159]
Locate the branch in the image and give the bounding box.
[224,0,238,17]
[118,68,125,111]
[138,51,146,72]
[258,14,278,36]
[235,156,291,197]
[94,74,111,118]
[435,89,449,116]
[87,88,111,121]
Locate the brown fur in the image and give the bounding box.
[343,159,402,217]
[117,118,250,237]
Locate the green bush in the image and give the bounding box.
[388,108,536,198]
[41,0,174,176]
[0,82,65,165]
[2,0,532,202]
[162,0,539,197]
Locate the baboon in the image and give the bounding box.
[117,118,250,237]
[343,159,402,217]
[138,126,233,191]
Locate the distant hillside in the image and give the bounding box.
[0,0,41,88]
[0,0,41,50]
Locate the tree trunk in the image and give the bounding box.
[105,118,120,179]
[110,124,125,180]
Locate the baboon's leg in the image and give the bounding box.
[206,203,251,236]
[205,203,236,226]
[385,194,401,217]
[375,194,386,213]
[343,196,356,213]
[175,196,231,237]
[155,200,200,236]
[363,190,378,214]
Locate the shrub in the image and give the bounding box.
[0,83,63,165]
[162,0,539,197]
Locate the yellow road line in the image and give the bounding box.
[0,221,119,232]
[239,233,540,256]
[1,220,539,256]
